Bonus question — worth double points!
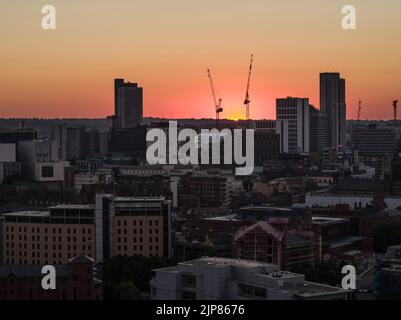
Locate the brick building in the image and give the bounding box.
[0,255,102,300]
[2,205,96,265]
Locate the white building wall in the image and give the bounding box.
[0,144,16,162]
[305,194,401,211]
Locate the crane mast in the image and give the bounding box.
[357,100,362,122]
[393,100,399,122]
[207,69,223,129]
[244,54,254,126]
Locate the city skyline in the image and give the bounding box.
[1,0,401,120]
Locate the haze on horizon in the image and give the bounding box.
[1,0,401,120]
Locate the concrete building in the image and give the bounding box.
[114,78,143,128]
[17,140,69,183]
[151,257,350,300]
[320,73,346,151]
[51,125,86,161]
[276,97,310,154]
[310,106,329,152]
[1,205,96,265]
[95,195,172,263]
[305,192,401,211]
[0,143,21,184]
[0,129,37,144]
[0,143,16,162]
[352,123,398,156]
[377,245,401,299]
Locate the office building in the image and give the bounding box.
[178,173,231,208]
[276,97,310,154]
[114,78,143,128]
[151,257,350,300]
[51,125,86,161]
[17,140,69,183]
[0,129,37,144]
[310,106,329,152]
[109,126,147,158]
[254,122,280,166]
[352,123,398,157]
[320,73,346,151]
[1,205,96,265]
[0,143,21,184]
[377,245,401,299]
[95,194,172,263]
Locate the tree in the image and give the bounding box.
[105,281,142,300]
[289,261,343,287]
[371,221,401,253]
[103,255,177,296]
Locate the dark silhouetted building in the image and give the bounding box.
[320,73,346,151]
[114,78,143,128]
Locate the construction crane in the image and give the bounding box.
[357,100,362,122]
[354,100,363,173]
[207,69,223,129]
[244,54,254,126]
[393,100,399,122]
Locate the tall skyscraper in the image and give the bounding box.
[310,105,329,153]
[276,97,310,154]
[114,78,143,128]
[320,73,346,151]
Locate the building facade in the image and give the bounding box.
[95,195,172,263]
[2,205,96,265]
[276,97,310,154]
[320,72,346,151]
[0,255,102,300]
[151,257,350,300]
[114,78,143,128]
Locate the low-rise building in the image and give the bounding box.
[1,205,96,265]
[151,257,350,300]
[0,255,102,300]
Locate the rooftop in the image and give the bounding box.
[2,211,50,217]
[312,216,350,225]
[48,204,95,210]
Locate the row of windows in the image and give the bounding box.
[117,236,159,243]
[5,242,92,251]
[6,235,92,242]
[5,254,92,265]
[116,245,160,252]
[117,220,159,227]
[6,247,92,258]
[116,228,160,235]
[6,226,92,234]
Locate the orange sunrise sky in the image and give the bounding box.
[1,0,401,120]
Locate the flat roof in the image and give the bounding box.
[113,196,166,202]
[312,216,350,225]
[48,204,95,210]
[2,211,50,217]
[180,257,272,269]
[281,281,349,297]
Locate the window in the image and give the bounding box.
[182,274,196,288]
[41,166,54,178]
